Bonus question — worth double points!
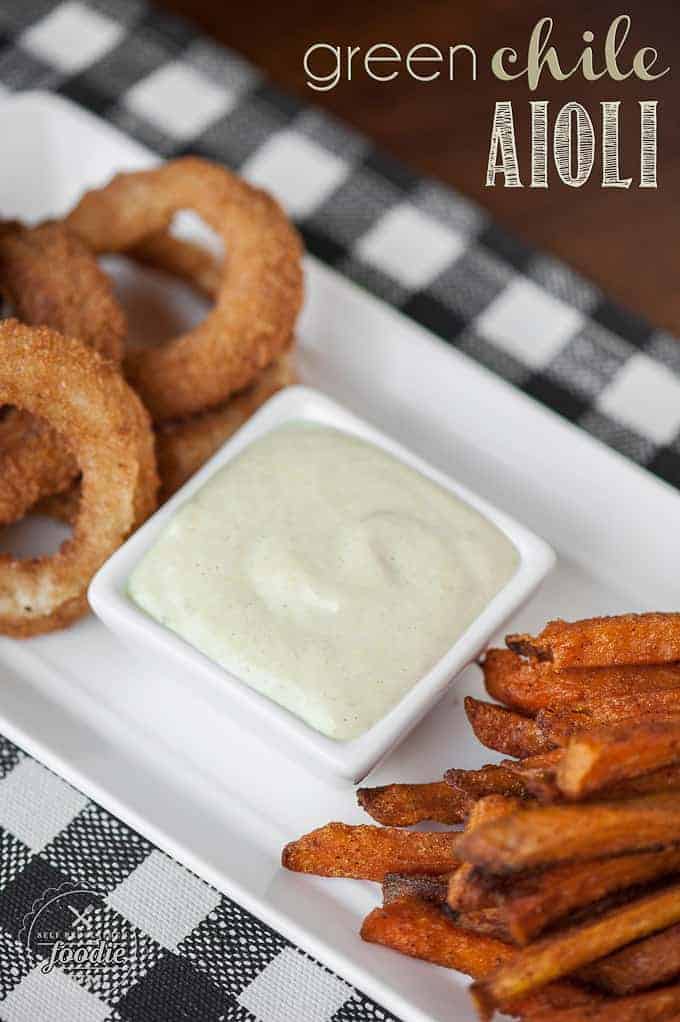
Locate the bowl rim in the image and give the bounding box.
[89,385,555,781]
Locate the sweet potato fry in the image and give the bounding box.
[457,793,680,873]
[579,921,680,995]
[448,796,523,913]
[502,846,680,944]
[472,880,680,1015]
[361,897,601,1016]
[507,613,680,670]
[526,981,680,1022]
[361,895,511,974]
[558,718,680,799]
[464,697,555,758]
[281,823,460,881]
[541,698,680,736]
[382,872,450,906]
[445,764,532,802]
[483,650,680,715]
[357,781,470,826]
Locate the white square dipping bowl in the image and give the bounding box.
[89,386,554,781]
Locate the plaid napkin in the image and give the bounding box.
[1,1,680,1020]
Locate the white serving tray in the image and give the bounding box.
[0,91,677,1022]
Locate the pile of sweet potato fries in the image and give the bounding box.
[283,612,680,1020]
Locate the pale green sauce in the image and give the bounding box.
[129,425,518,740]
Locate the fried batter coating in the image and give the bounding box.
[0,221,126,525]
[67,157,304,422]
[0,321,157,635]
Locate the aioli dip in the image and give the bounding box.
[129,424,518,740]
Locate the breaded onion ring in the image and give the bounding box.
[66,157,304,422]
[0,320,157,636]
[0,221,127,525]
[156,352,296,502]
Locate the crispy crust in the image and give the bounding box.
[0,221,125,363]
[357,781,471,826]
[456,793,680,874]
[507,614,680,670]
[471,881,680,1014]
[360,897,599,1017]
[494,847,680,945]
[0,320,157,636]
[464,697,555,758]
[281,823,460,882]
[361,896,513,975]
[557,718,680,799]
[0,221,127,525]
[481,648,680,714]
[444,764,533,802]
[155,352,296,502]
[66,157,304,422]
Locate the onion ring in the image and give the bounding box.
[0,221,127,525]
[0,320,157,636]
[66,157,304,422]
[156,352,296,502]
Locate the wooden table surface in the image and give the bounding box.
[161,0,679,334]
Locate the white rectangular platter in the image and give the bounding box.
[1,90,678,1022]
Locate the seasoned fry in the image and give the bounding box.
[281,823,460,882]
[357,781,470,826]
[361,897,601,1016]
[482,649,680,715]
[382,872,450,906]
[457,793,680,873]
[448,796,523,913]
[502,847,680,944]
[580,921,680,995]
[507,613,680,670]
[445,764,532,802]
[472,881,680,1015]
[464,697,555,758]
[361,895,512,974]
[557,718,680,799]
[526,981,680,1022]
[541,694,680,733]
[537,708,604,743]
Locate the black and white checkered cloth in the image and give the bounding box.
[1,1,680,1019]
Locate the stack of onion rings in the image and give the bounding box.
[66,157,304,422]
[0,320,157,636]
[0,156,302,636]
